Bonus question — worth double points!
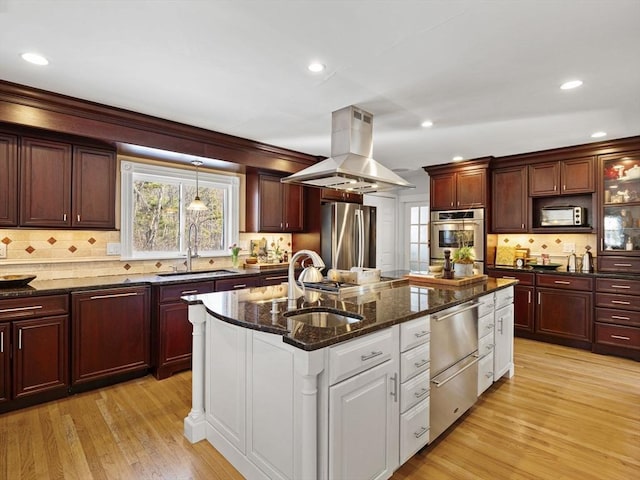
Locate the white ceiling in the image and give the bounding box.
[1,0,639,176]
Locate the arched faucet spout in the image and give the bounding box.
[287,250,325,310]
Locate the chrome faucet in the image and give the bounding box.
[186,222,199,272]
[287,249,325,310]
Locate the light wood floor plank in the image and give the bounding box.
[0,338,638,479]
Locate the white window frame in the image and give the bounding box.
[120,160,239,260]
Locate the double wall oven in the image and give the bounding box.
[430,208,485,269]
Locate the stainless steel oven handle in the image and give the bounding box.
[433,302,480,322]
[431,355,480,388]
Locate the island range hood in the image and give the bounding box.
[281,106,415,193]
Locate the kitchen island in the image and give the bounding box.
[183,277,516,480]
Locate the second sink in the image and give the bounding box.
[283,308,363,328]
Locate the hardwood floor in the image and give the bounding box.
[1,338,638,480]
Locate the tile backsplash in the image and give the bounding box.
[0,229,292,280]
[496,233,597,264]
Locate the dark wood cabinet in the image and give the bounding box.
[491,165,528,233]
[215,275,261,292]
[20,137,73,227]
[260,271,290,286]
[0,295,70,407]
[488,269,535,333]
[72,146,116,228]
[424,159,490,211]
[0,322,9,404]
[535,274,593,348]
[320,189,363,204]
[18,137,116,228]
[0,133,18,226]
[246,172,304,232]
[71,286,150,386]
[152,280,215,380]
[529,157,594,196]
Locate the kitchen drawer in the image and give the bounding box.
[536,274,593,291]
[400,342,430,383]
[477,293,495,318]
[0,294,68,320]
[260,272,289,286]
[595,293,640,312]
[596,277,640,295]
[478,332,494,358]
[488,270,534,286]
[329,327,395,385]
[478,352,494,396]
[594,323,640,350]
[400,315,430,352]
[495,286,514,309]
[400,369,430,413]
[598,256,640,274]
[157,281,215,303]
[400,397,430,464]
[595,307,640,327]
[215,276,261,292]
[478,312,495,339]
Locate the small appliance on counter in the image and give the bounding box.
[581,248,594,273]
[540,206,588,227]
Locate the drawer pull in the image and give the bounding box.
[610,284,631,289]
[610,335,631,341]
[233,284,247,289]
[485,372,494,379]
[181,289,198,295]
[434,302,480,322]
[611,300,631,305]
[611,315,631,321]
[485,343,495,352]
[390,373,398,402]
[361,350,383,361]
[90,292,138,300]
[485,323,495,330]
[414,426,428,439]
[0,331,3,353]
[265,275,287,281]
[554,280,571,285]
[414,359,429,369]
[0,305,43,314]
[501,276,517,279]
[414,388,429,399]
[613,263,632,267]
[414,330,429,338]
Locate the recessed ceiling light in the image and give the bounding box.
[560,80,583,90]
[21,52,49,66]
[591,131,607,138]
[421,120,434,128]
[308,62,325,73]
[452,156,464,161]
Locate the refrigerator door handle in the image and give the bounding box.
[355,209,364,268]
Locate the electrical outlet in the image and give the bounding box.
[106,242,121,255]
[563,242,576,253]
[0,243,6,258]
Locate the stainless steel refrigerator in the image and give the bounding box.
[321,202,377,270]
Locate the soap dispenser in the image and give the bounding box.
[567,251,577,272]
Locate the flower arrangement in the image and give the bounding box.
[452,231,475,264]
[229,243,241,267]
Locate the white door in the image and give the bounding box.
[364,194,397,271]
[494,303,514,381]
[404,202,430,271]
[329,360,399,480]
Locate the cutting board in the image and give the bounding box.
[405,273,488,286]
[495,246,516,266]
[244,262,290,271]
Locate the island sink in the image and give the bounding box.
[283,308,363,328]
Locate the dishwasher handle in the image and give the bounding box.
[431,354,480,388]
[433,301,480,322]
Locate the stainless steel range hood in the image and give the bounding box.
[281,106,415,193]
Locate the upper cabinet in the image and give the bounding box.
[320,189,363,204]
[529,157,595,197]
[0,133,18,226]
[424,159,491,211]
[19,137,116,229]
[246,172,304,233]
[491,165,528,233]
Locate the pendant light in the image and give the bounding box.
[187,160,208,211]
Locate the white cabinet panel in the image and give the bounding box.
[399,342,430,383]
[400,397,430,464]
[400,369,430,413]
[400,315,430,352]
[478,351,494,395]
[329,328,395,385]
[494,303,514,381]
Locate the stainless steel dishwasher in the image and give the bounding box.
[429,300,480,441]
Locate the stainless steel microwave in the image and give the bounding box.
[540,206,587,226]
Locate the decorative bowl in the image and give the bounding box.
[428,265,443,274]
[0,274,37,288]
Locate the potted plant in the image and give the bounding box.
[452,231,475,277]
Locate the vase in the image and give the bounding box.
[231,253,239,268]
[453,262,474,277]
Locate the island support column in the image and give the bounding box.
[184,303,207,443]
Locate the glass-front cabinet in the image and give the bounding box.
[601,151,640,254]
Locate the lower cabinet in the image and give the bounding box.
[216,275,261,292]
[477,293,495,396]
[0,294,69,411]
[71,286,150,386]
[494,287,515,381]
[153,280,215,379]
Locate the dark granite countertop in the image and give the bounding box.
[185,277,518,351]
[0,268,264,298]
[487,264,640,281]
